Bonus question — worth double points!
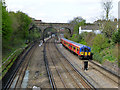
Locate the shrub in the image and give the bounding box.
[93,52,103,63]
[112,29,120,43]
[79,41,87,45]
[93,34,110,53]
[85,32,96,46]
[103,55,116,62]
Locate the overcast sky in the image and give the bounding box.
[118,1,120,19]
[6,0,119,23]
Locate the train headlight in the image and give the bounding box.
[80,52,84,55]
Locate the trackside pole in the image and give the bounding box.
[84,60,88,71]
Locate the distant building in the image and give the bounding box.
[79,24,101,34]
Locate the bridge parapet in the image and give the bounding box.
[34,20,74,35]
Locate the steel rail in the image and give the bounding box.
[14,43,37,88]
[89,60,120,78]
[89,60,120,86]
[49,40,81,88]
[47,39,67,88]
[52,44,90,88]
[44,38,57,90]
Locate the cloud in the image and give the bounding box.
[6,0,119,23]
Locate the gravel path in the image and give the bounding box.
[27,42,50,88]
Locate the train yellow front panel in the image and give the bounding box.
[88,52,91,55]
[85,52,87,56]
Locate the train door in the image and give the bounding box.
[75,47,77,53]
[77,47,80,54]
[72,45,73,51]
[80,48,84,55]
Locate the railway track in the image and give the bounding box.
[2,43,36,89]
[45,38,95,89]
[44,38,56,90]
[11,43,37,88]
[88,60,120,86]
[89,60,120,78]
[57,40,119,88]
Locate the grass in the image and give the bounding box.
[1,50,22,79]
[2,43,28,62]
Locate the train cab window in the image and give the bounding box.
[71,45,72,48]
[84,48,89,52]
[81,48,84,51]
[88,49,90,52]
[69,44,70,46]
[77,48,79,51]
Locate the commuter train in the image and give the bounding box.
[60,38,92,60]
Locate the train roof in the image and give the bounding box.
[61,38,91,49]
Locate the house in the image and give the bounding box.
[79,18,118,34]
[79,23,101,34]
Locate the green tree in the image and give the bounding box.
[2,2,12,50]
[15,11,32,40]
[101,0,116,38]
[69,16,86,34]
[102,0,113,21]
[102,21,116,38]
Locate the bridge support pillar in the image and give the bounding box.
[42,31,45,43]
[40,29,45,43]
[42,35,45,43]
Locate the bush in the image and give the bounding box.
[103,55,116,62]
[70,34,80,43]
[93,34,110,53]
[112,29,120,43]
[93,52,103,63]
[79,41,87,45]
[84,32,96,46]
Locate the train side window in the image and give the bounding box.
[77,48,79,51]
[73,47,75,50]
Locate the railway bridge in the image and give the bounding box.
[34,20,75,42]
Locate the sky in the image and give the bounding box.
[118,1,120,19]
[6,0,119,23]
